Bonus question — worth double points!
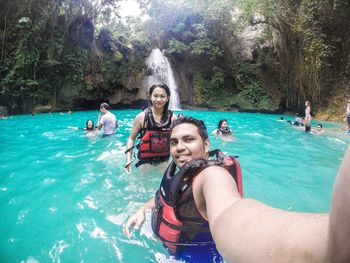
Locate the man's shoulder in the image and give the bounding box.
[106,111,116,118]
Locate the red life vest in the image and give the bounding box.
[151,150,243,256]
[136,108,173,167]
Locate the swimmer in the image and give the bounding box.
[212,119,233,136]
[97,103,118,137]
[293,113,304,126]
[304,101,312,130]
[277,117,285,122]
[68,119,96,131]
[84,120,96,131]
[125,83,177,174]
[124,116,350,262]
[313,123,324,135]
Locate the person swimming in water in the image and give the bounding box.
[304,101,312,130]
[313,123,324,135]
[68,119,96,132]
[212,119,233,136]
[84,120,96,131]
[124,116,350,263]
[125,83,177,174]
[97,102,118,137]
[293,113,304,126]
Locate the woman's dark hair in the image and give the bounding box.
[317,123,323,128]
[172,116,208,141]
[149,83,171,118]
[86,119,95,130]
[217,119,228,129]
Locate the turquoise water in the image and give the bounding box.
[0,109,349,262]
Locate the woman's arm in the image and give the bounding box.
[125,112,144,174]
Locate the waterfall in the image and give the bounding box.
[144,49,181,110]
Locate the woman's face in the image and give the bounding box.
[220,121,228,129]
[87,121,94,129]
[150,87,169,109]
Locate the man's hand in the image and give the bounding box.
[123,208,146,238]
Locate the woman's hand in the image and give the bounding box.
[125,161,132,174]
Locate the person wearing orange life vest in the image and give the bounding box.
[124,116,350,263]
[125,83,177,174]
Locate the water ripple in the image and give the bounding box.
[49,240,70,263]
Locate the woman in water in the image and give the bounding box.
[212,119,233,136]
[85,120,96,131]
[68,120,96,132]
[304,101,312,132]
[125,83,177,174]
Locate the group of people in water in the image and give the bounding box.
[51,82,350,261]
[279,99,350,135]
[90,83,349,262]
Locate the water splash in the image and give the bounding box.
[145,49,181,109]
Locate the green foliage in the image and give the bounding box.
[210,66,225,89]
[167,39,187,54]
[299,0,336,69]
[193,67,231,106]
[240,81,270,106]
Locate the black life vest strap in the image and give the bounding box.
[159,216,210,233]
[135,156,169,168]
[154,234,215,247]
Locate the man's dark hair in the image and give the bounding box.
[100,102,110,110]
[171,116,208,140]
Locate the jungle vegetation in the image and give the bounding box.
[0,0,349,120]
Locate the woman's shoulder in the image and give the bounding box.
[135,111,146,121]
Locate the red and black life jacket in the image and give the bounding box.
[218,127,233,135]
[151,149,243,256]
[136,107,173,167]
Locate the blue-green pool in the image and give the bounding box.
[0,109,349,262]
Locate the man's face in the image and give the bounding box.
[170,123,209,168]
[100,107,106,114]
